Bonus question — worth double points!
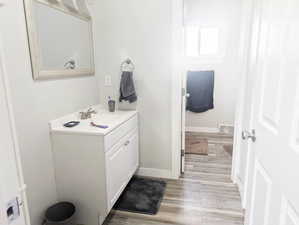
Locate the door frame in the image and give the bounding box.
[170,0,255,183]
[231,0,256,207]
[171,0,185,179]
[0,36,31,225]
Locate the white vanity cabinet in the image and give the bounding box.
[50,109,139,225]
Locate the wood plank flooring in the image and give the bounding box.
[103,133,244,225]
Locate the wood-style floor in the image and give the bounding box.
[104,133,244,225]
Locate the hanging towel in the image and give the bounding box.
[119,71,137,103]
[186,71,214,113]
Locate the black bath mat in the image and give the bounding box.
[113,176,166,215]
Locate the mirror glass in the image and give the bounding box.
[25,0,95,80]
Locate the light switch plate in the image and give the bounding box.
[104,75,112,86]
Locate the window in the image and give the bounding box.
[185,26,199,57]
[184,26,220,57]
[199,27,219,55]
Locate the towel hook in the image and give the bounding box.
[121,58,135,72]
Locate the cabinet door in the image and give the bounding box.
[105,130,139,210]
[124,131,139,179]
[105,144,129,210]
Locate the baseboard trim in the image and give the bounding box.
[186,126,219,133]
[234,175,246,209]
[218,123,234,128]
[136,167,173,179]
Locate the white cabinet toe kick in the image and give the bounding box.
[50,110,139,225]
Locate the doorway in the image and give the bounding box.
[173,0,255,221]
[0,5,30,223]
[0,54,29,225]
[180,0,246,177]
[173,0,299,223]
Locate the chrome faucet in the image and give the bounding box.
[79,108,96,120]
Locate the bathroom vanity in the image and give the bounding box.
[49,105,139,225]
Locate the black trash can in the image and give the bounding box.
[44,202,75,225]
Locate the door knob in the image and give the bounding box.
[242,129,256,142]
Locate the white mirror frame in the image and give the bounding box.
[24,0,95,80]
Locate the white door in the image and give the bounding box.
[244,0,299,224]
[233,0,261,207]
[0,1,30,225]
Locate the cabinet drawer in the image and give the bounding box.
[104,115,137,151]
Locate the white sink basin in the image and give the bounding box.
[92,112,122,125]
[49,105,137,135]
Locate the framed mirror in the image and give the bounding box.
[24,0,95,80]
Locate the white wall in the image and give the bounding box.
[92,0,173,173]
[184,0,243,130]
[1,1,100,225]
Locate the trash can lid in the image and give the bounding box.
[45,202,75,222]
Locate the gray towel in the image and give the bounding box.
[119,71,137,103]
[186,71,214,113]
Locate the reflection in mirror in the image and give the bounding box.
[62,0,77,11]
[24,0,95,80]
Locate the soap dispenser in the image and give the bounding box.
[108,96,116,112]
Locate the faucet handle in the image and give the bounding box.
[79,108,97,120]
[79,111,86,120]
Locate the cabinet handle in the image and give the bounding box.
[124,140,130,146]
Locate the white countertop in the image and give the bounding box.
[49,105,137,136]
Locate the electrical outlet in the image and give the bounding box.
[104,75,112,86]
[6,198,20,223]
